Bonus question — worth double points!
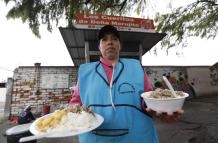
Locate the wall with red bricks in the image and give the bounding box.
[10,63,78,115]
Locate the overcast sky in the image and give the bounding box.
[0,1,218,83]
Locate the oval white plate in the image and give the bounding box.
[29,113,104,138]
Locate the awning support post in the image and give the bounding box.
[85,41,90,63]
[139,43,143,63]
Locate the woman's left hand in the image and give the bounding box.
[146,108,184,123]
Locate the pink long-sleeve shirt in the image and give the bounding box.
[69,58,153,106]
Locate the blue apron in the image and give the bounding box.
[78,58,159,143]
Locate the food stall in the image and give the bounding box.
[59,13,166,66]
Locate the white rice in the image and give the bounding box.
[47,111,97,133]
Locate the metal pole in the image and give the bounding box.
[139,43,143,63]
[85,41,90,63]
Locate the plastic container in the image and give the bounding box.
[42,104,51,115]
[141,91,189,112]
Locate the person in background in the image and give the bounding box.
[18,105,35,124]
[69,25,183,143]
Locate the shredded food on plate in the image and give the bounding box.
[149,88,184,99]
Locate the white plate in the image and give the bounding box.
[6,123,32,135]
[29,113,104,138]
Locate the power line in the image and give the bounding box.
[0,66,14,72]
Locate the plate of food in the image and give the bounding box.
[29,105,104,138]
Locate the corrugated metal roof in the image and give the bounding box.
[0,82,6,88]
[210,62,218,70]
[59,26,166,66]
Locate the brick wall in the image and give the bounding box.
[10,63,78,115]
[145,66,218,97]
[8,63,218,116]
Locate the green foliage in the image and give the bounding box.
[3,0,218,48]
[3,0,143,37]
[156,0,218,48]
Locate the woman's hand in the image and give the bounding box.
[146,108,184,123]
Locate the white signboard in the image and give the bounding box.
[75,13,156,33]
[40,74,69,89]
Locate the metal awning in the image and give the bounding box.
[210,62,218,70]
[59,26,166,66]
[0,82,6,88]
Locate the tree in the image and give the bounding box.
[3,0,140,38]
[156,0,218,48]
[3,0,218,48]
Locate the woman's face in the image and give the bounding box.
[99,33,121,61]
